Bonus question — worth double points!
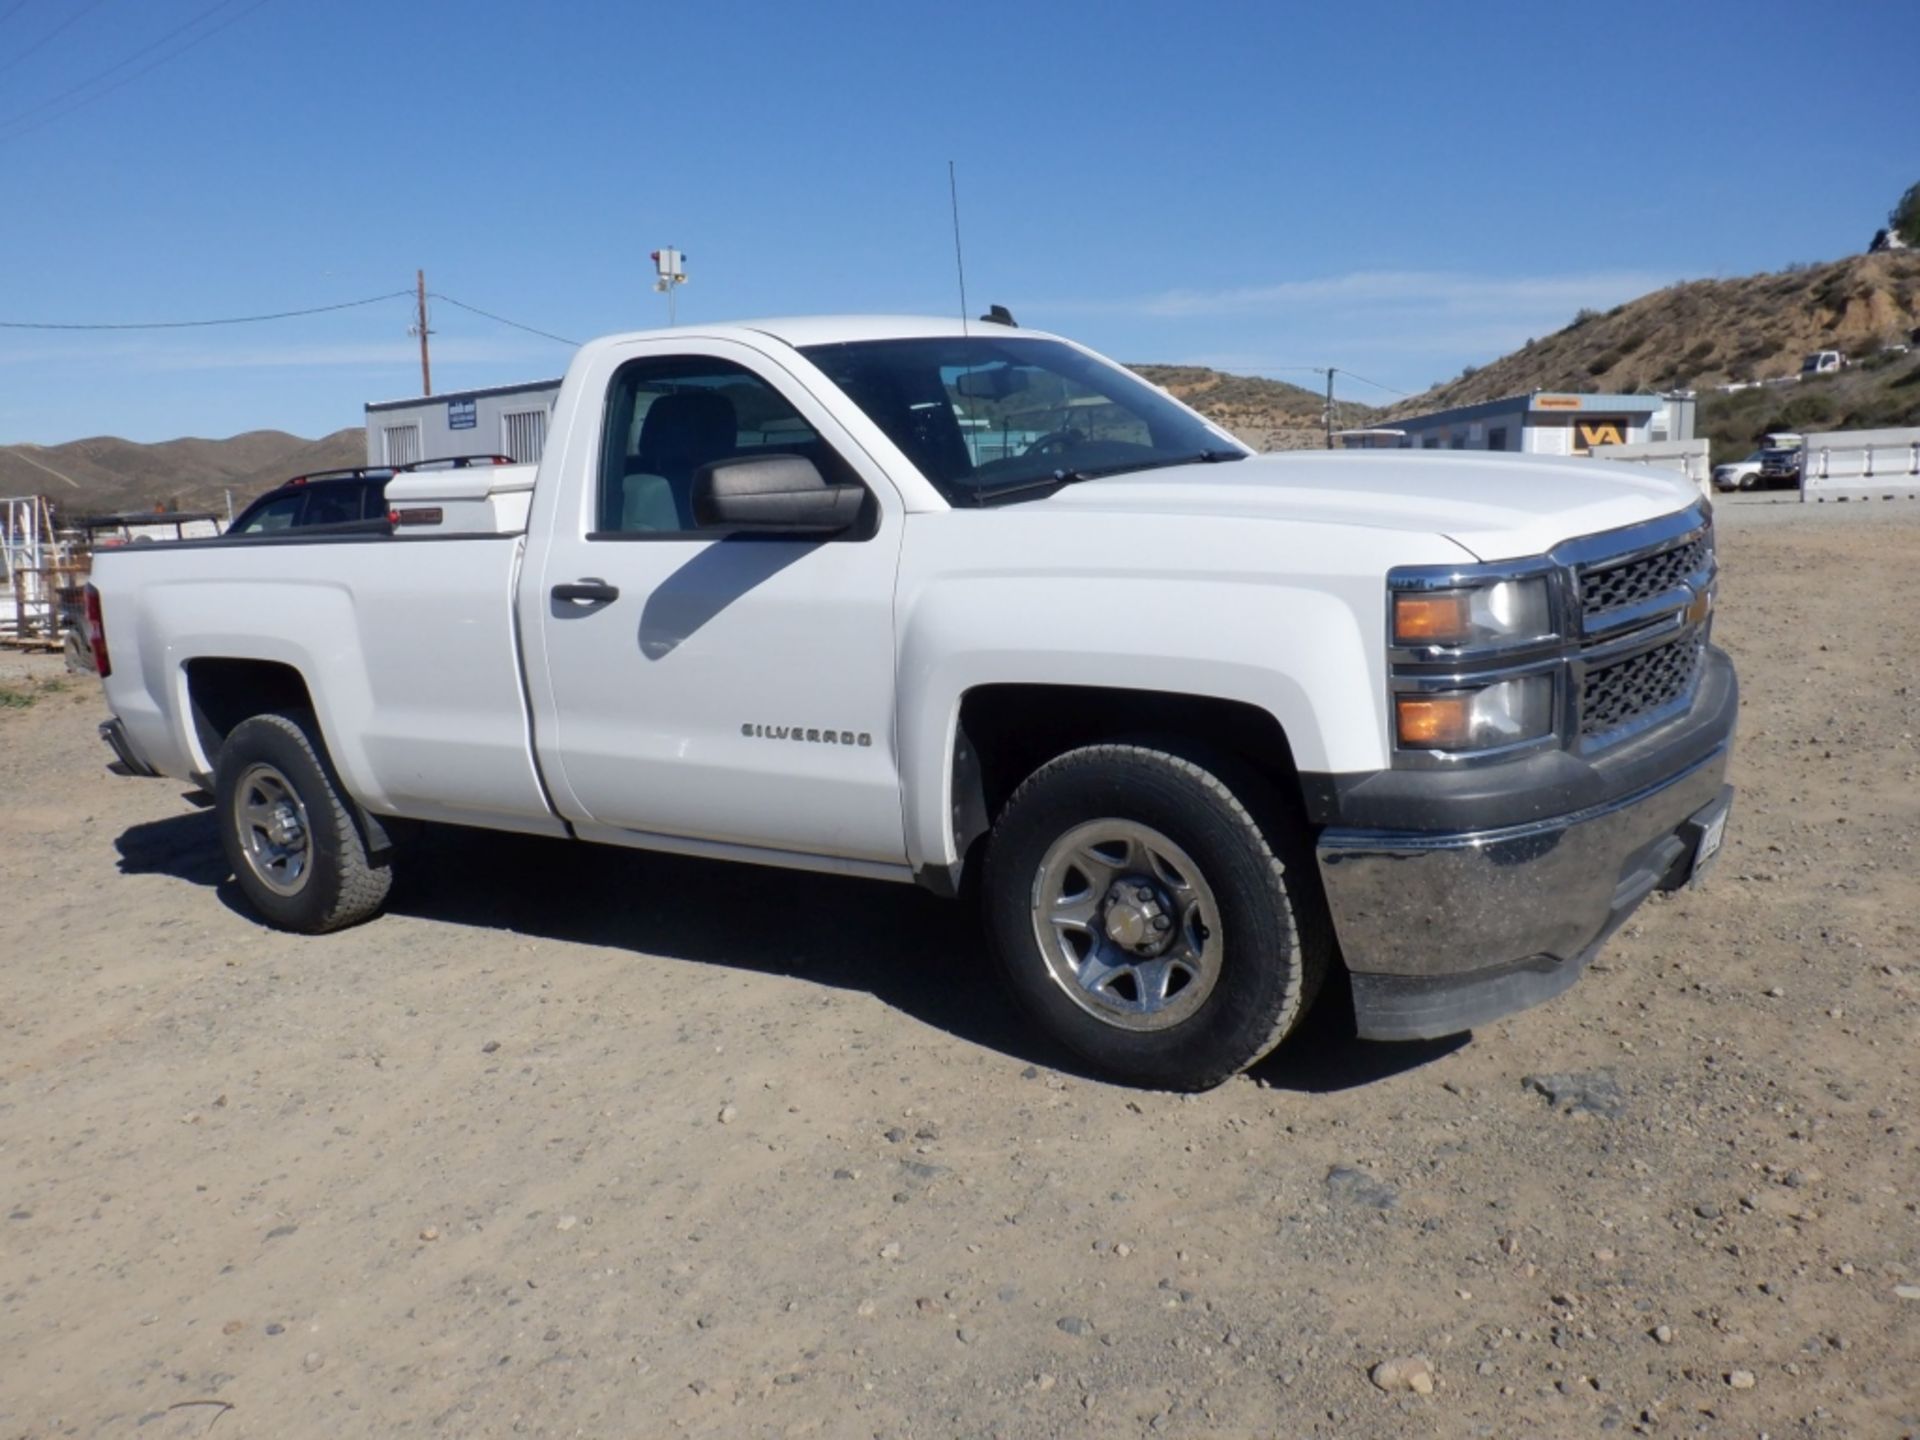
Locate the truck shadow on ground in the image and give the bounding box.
[115,808,1463,1093]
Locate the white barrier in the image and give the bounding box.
[1590,439,1713,502]
[1799,426,1920,502]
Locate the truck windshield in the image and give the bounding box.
[798,336,1244,505]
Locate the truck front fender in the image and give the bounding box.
[895,570,1386,877]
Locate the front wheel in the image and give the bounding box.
[214,710,393,934]
[981,745,1323,1090]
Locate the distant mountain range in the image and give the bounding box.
[1,429,366,523]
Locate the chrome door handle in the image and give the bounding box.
[551,579,619,604]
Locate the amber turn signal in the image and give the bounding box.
[1393,592,1471,644]
[1395,694,1472,748]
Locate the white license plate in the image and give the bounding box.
[1692,806,1728,880]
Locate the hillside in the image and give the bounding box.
[1696,349,1920,462]
[0,428,366,523]
[1129,365,1378,450]
[1391,252,1920,416]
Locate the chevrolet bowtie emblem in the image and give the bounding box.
[1685,587,1713,626]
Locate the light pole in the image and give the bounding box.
[650,247,688,325]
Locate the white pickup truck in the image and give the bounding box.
[90,316,1736,1089]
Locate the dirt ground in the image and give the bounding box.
[2,500,1916,1440]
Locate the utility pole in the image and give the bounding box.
[1322,367,1336,449]
[411,269,433,396]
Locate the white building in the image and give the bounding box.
[1346,391,1697,455]
[365,378,561,468]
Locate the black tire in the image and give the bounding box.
[214,710,392,934]
[1739,472,1758,491]
[981,744,1324,1090]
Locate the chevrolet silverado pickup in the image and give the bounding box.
[89,315,1736,1089]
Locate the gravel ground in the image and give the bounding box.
[1,503,1916,1440]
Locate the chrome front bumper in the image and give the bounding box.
[1317,742,1732,1040]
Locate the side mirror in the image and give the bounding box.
[691,455,865,534]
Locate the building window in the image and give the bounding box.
[382,424,421,467]
[1488,427,1507,451]
[1449,435,1467,449]
[502,409,549,464]
[1422,436,1440,449]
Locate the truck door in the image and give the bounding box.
[519,337,909,870]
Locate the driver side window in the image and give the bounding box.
[595,356,848,536]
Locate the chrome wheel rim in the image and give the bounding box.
[1030,819,1223,1031]
[232,762,312,896]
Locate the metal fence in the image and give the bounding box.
[1590,439,1713,501]
[1799,427,1920,502]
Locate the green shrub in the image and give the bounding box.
[1777,393,1839,428]
[1891,181,1920,247]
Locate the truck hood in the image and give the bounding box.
[1035,450,1702,561]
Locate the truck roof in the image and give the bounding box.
[585,314,1057,353]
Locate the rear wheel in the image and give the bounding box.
[982,744,1323,1090]
[215,711,392,933]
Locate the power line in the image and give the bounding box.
[1200,362,1414,399]
[0,290,413,330]
[0,285,580,348]
[0,0,110,81]
[0,0,273,143]
[1332,368,1413,398]
[0,0,37,31]
[0,0,236,133]
[431,293,577,347]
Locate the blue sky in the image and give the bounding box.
[2,0,1915,444]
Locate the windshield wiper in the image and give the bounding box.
[964,447,1248,505]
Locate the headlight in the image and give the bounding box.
[1396,675,1554,751]
[1393,577,1552,648]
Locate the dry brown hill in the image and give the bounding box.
[1391,252,1920,417]
[1129,365,1379,450]
[0,428,366,523]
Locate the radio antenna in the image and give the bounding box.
[948,160,970,337]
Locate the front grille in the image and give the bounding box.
[1580,635,1703,737]
[1580,531,1709,621]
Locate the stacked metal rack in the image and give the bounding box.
[0,495,74,654]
